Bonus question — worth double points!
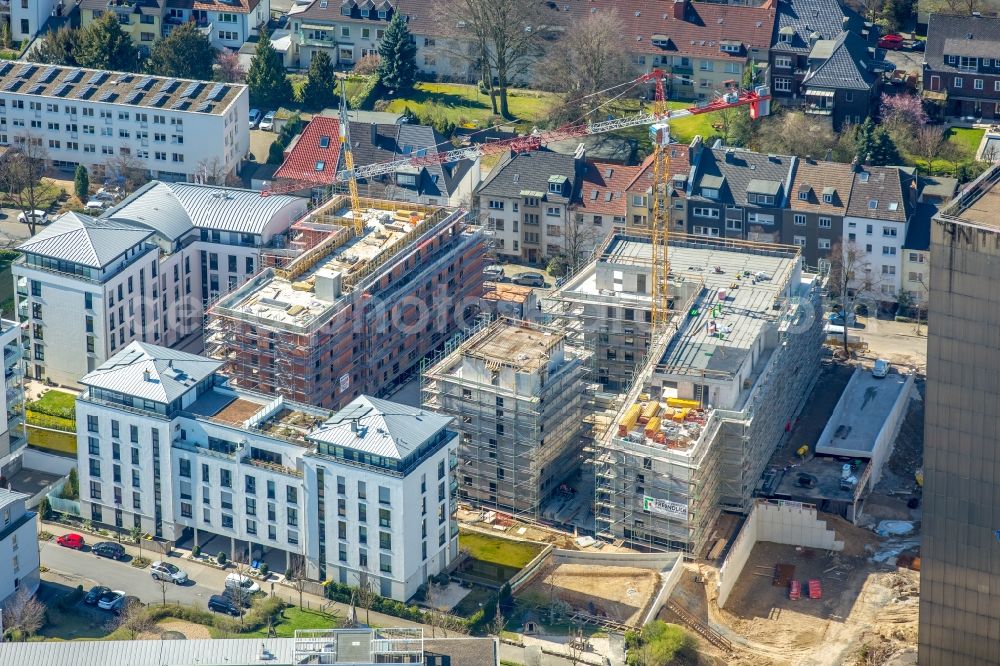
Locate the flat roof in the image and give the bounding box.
[815,369,909,457]
[0,61,243,115]
[772,454,871,503]
[939,166,1000,230]
[462,320,563,373]
[481,283,533,303]
[186,386,328,446]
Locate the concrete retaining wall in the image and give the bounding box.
[21,447,76,475]
[868,372,915,490]
[717,499,844,608]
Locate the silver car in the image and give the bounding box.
[150,560,189,584]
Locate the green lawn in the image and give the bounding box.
[910,126,986,174]
[607,99,723,151]
[384,82,555,128]
[27,389,77,420]
[459,532,543,569]
[240,607,340,638]
[450,585,496,618]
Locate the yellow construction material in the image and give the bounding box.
[619,404,641,436]
[641,401,662,423]
[291,281,312,291]
[644,416,662,438]
[666,397,700,410]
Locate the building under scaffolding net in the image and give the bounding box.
[206,195,486,410]
[421,317,589,521]
[582,232,824,556]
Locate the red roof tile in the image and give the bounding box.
[624,145,692,194]
[273,116,342,185]
[576,161,641,216]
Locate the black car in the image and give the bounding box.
[208,594,243,616]
[92,541,126,560]
[84,585,111,605]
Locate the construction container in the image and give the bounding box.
[618,404,641,436]
[789,580,801,600]
[640,401,661,424]
[644,417,662,438]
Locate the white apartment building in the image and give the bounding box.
[0,488,40,608]
[11,0,59,42]
[0,61,248,182]
[0,319,26,479]
[76,342,458,601]
[13,183,306,386]
[165,0,271,51]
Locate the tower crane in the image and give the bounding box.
[338,78,364,237]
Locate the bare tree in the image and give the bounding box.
[196,156,240,187]
[110,599,154,640]
[488,600,506,639]
[538,10,634,123]
[563,213,600,274]
[755,112,838,159]
[288,561,308,609]
[912,125,949,165]
[104,150,148,195]
[2,588,47,637]
[0,134,57,236]
[829,241,881,355]
[567,627,585,666]
[215,50,246,83]
[440,0,557,118]
[355,570,378,627]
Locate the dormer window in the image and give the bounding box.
[378,9,387,18]
[798,190,809,201]
[702,188,719,199]
[778,26,794,44]
[823,193,833,203]
[720,41,741,54]
[548,174,567,194]
[549,182,561,193]
[342,5,351,16]
[361,8,369,16]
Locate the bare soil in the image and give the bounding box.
[139,618,213,640]
[521,562,659,626]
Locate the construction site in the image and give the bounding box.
[578,232,825,557]
[205,195,487,409]
[421,317,590,520]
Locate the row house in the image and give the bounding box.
[623,142,693,234]
[924,13,1000,120]
[900,175,957,305]
[782,156,854,269]
[798,30,886,130]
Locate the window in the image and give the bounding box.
[794,214,806,226]
[954,77,963,88]
[975,79,984,90]
[87,414,99,433]
[341,26,350,37]
[818,238,831,250]
[488,200,504,210]
[380,553,392,573]
[774,78,792,92]
[379,508,391,527]
[702,188,719,199]
[883,227,897,237]
[378,486,390,505]
[818,217,831,228]
[882,265,896,275]
[747,212,774,225]
[379,531,392,550]
[287,486,297,504]
[89,481,102,500]
[546,206,560,216]
[692,207,720,218]
[793,235,806,247]
[725,219,742,231]
[692,226,720,237]
[883,246,897,255]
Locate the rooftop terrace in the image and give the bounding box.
[185,385,328,447]
[461,319,564,373]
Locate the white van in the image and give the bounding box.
[224,572,260,595]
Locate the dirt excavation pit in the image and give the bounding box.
[523,562,659,626]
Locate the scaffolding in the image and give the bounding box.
[421,317,588,522]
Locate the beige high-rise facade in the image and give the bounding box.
[920,166,1000,665]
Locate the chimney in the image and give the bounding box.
[370,123,378,145]
[725,148,735,163]
[672,0,687,21]
[842,16,849,28]
[909,177,919,206]
[143,369,151,382]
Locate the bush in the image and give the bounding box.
[146,603,216,626]
[894,316,915,323]
[413,584,428,602]
[38,497,51,521]
[433,572,450,586]
[285,567,294,579]
[63,468,79,500]
[217,552,227,565]
[259,563,269,578]
[348,76,380,110]
[546,256,569,278]
[26,411,76,432]
[192,545,200,557]
[244,596,286,632]
[57,585,85,610]
[324,581,429,623]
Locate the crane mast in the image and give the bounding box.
[338,79,364,237]
[648,74,672,332]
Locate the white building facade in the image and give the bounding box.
[0,319,26,478]
[11,0,58,42]
[165,0,271,51]
[13,183,306,387]
[0,488,40,608]
[0,61,248,182]
[76,343,457,601]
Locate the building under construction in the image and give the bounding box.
[206,195,486,410]
[421,318,588,519]
[579,232,824,556]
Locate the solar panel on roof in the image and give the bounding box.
[99,90,117,103]
[53,83,72,97]
[125,90,145,105]
[138,77,155,91]
[207,83,227,101]
[181,81,201,98]
[196,102,214,113]
[162,79,179,93]
[2,79,22,92]
[63,68,83,83]
[87,71,109,85]
[14,64,36,79]
[75,86,95,100]
[28,84,45,95]
[151,93,168,107]
[39,67,58,83]
[171,99,190,111]
[0,63,13,77]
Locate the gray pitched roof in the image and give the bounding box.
[802,30,877,91]
[81,341,221,404]
[903,202,937,251]
[476,148,579,204]
[846,166,912,221]
[772,0,864,53]
[0,487,28,511]
[308,395,452,460]
[106,181,303,241]
[0,638,293,666]
[926,13,1000,72]
[17,212,153,268]
[689,148,794,207]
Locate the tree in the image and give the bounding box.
[147,23,216,81]
[75,12,139,72]
[868,127,902,166]
[353,54,381,76]
[376,13,418,93]
[912,124,950,165]
[625,621,698,666]
[442,0,555,118]
[1,588,46,638]
[301,50,337,110]
[74,165,89,202]
[0,21,10,49]
[129,525,144,560]
[64,467,79,500]
[215,50,246,83]
[538,11,633,123]
[880,93,928,132]
[111,599,154,640]
[196,156,238,186]
[0,135,57,236]
[355,570,377,627]
[756,112,838,158]
[287,562,308,609]
[27,26,79,66]
[104,151,148,195]
[886,0,914,31]
[829,241,881,355]
[246,27,293,109]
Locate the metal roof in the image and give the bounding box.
[0,487,28,511]
[80,341,222,404]
[0,638,294,666]
[17,212,153,268]
[308,395,452,460]
[106,181,305,240]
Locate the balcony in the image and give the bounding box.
[298,30,337,48]
[804,104,833,116]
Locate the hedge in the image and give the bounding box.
[26,425,77,454]
[348,76,381,110]
[324,581,427,623]
[26,411,76,432]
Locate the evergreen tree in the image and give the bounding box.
[868,127,902,166]
[74,165,89,202]
[854,118,876,164]
[75,12,139,72]
[246,27,293,109]
[27,26,79,66]
[376,13,417,92]
[147,23,216,81]
[300,50,336,110]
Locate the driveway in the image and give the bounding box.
[0,207,35,246]
[884,47,925,82]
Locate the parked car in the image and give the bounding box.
[872,358,891,378]
[92,541,126,560]
[483,265,506,281]
[224,572,260,595]
[878,33,904,50]
[512,272,546,288]
[150,561,188,584]
[84,200,107,212]
[84,585,110,605]
[259,111,276,132]
[97,589,125,611]
[56,533,85,550]
[249,108,261,129]
[208,593,243,616]
[17,210,48,225]
[910,39,925,52]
